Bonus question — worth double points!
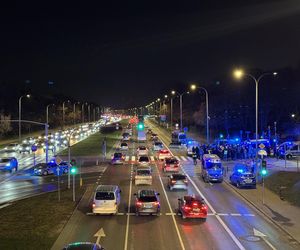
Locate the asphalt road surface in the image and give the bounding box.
[51,121,299,250]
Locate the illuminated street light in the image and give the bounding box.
[18,94,31,142]
[233,69,244,79]
[291,113,296,118]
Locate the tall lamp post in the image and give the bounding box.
[170,90,176,130]
[172,91,189,131]
[73,102,80,125]
[62,100,70,128]
[233,69,277,162]
[190,84,210,144]
[46,104,55,125]
[18,94,31,142]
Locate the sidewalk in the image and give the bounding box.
[223,160,300,243]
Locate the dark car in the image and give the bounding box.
[111,152,125,165]
[178,195,208,220]
[0,157,18,172]
[168,173,188,190]
[134,189,160,216]
[33,163,55,176]
[63,242,104,250]
[229,166,256,188]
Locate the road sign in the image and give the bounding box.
[31,145,37,152]
[259,143,265,149]
[55,156,63,165]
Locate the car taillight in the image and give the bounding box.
[183,206,192,211]
[184,180,188,184]
[201,204,208,211]
[92,202,96,208]
[154,201,160,206]
[171,180,176,184]
[136,201,142,207]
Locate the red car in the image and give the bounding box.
[178,195,208,220]
[158,149,172,160]
[163,157,180,172]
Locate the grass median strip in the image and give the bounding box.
[0,188,85,250]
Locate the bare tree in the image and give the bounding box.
[0,113,12,136]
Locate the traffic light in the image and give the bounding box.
[261,160,267,176]
[70,166,77,174]
[137,122,144,131]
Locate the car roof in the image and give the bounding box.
[139,189,156,196]
[96,185,118,192]
[171,173,186,178]
[183,195,203,203]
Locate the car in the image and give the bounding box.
[168,173,188,190]
[158,149,172,160]
[138,155,150,166]
[178,195,208,220]
[92,185,121,215]
[63,242,104,250]
[43,143,56,153]
[122,132,130,141]
[150,133,158,141]
[137,146,148,156]
[134,189,160,216]
[119,142,129,150]
[163,157,180,172]
[0,157,18,172]
[22,137,36,145]
[153,141,163,151]
[32,163,55,176]
[229,168,256,188]
[3,143,19,152]
[135,167,152,185]
[111,152,125,165]
[147,128,152,134]
[18,143,32,154]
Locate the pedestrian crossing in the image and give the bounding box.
[123,155,195,163]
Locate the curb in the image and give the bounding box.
[223,180,300,245]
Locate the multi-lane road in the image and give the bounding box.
[52,119,299,250]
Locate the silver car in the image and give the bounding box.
[134,189,160,216]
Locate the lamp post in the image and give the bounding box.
[81,103,86,123]
[88,104,91,123]
[172,91,189,131]
[46,104,55,125]
[190,84,210,144]
[73,102,80,125]
[18,94,30,142]
[233,69,277,162]
[62,100,70,128]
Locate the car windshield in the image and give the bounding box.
[0,159,10,163]
[172,175,186,180]
[114,153,122,158]
[121,143,127,146]
[206,162,222,169]
[139,196,157,202]
[139,156,149,162]
[95,191,115,200]
[242,173,254,178]
[155,142,162,146]
[137,170,151,175]
[139,146,146,150]
[166,159,178,164]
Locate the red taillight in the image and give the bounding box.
[201,204,208,211]
[183,205,192,211]
[171,180,176,184]
[92,202,96,208]
[154,201,160,206]
[184,180,188,184]
[136,201,142,207]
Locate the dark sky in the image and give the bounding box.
[0,0,300,108]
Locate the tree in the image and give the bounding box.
[0,113,12,137]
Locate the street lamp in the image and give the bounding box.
[233,69,277,162]
[172,91,189,131]
[18,94,30,142]
[62,100,70,128]
[291,113,296,118]
[46,103,55,125]
[169,90,177,130]
[73,102,80,125]
[190,84,210,144]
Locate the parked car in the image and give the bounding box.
[163,157,180,172]
[229,164,256,188]
[178,195,208,220]
[0,157,18,172]
[92,185,121,215]
[111,152,125,165]
[135,167,152,185]
[134,189,160,216]
[168,173,188,190]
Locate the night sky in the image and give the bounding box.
[0,1,300,108]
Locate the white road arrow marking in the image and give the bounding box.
[253,228,277,250]
[94,227,106,245]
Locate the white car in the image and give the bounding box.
[158,149,172,160]
[137,146,148,156]
[138,155,150,166]
[135,167,152,185]
[119,142,129,150]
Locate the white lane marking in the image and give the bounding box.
[117,213,125,215]
[131,156,135,162]
[155,163,186,250]
[124,163,133,250]
[165,212,176,215]
[244,214,255,217]
[125,156,130,162]
[217,213,229,216]
[159,136,246,250]
[231,213,242,216]
[126,212,135,215]
[180,156,188,161]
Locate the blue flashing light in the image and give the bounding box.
[220,134,224,139]
[237,169,244,173]
[188,141,192,144]
[273,139,277,142]
[235,138,239,142]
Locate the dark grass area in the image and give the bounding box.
[59,120,128,157]
[0,188,86,250]
[265,171,300,207]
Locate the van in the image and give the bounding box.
[92,185,121,215]
[201,154,224,183]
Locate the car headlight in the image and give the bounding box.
[26,147,30,150]
[5,163,11,167]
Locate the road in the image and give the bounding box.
[51,120,300,250]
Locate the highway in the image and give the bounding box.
[51,120,299,250]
